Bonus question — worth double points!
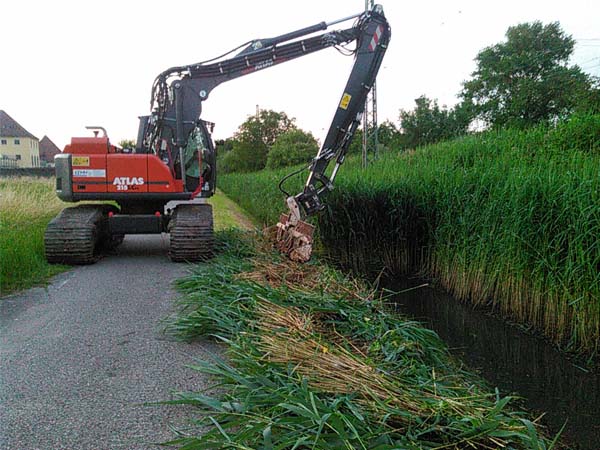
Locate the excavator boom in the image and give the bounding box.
[276,5,391,261]
[140,4,389,262]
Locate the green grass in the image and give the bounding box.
[164,230,556,448]
[219,113,600,355]
[208,189,257,230]
[0,177,68,295]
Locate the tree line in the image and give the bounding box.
[215,20,599,173]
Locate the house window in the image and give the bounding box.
[14,139,20,145]
[16,154,21,160]
[0,139,6,145]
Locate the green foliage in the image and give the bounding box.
[347,121,404,155]
[266,129,319,169]
[236,109,296,148]
[574,79,600,115]
[207,190,256,230]
[221,165,302,226]
[544,112,600,153]
[165,231,551,448]
[461,21,593,128]
[221,138,265,173]
[222,110,296,173]
[377,119,402,149]
[220,113,600,355]
[347,127,362,155]
[117,139,136,149]
[214,138,234,155]
[0,178,68,295]
[399,95,471,149]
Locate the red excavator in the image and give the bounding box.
[44,4,390,264]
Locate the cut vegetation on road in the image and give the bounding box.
[165,230,555,448]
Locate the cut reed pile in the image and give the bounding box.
[220,113,600,355]
[165,230,556,448]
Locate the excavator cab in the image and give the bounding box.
[134,116,216,197]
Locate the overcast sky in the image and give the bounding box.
[1,0,599,149]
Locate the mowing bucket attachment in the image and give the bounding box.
[275,213,315,263]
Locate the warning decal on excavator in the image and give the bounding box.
[368,25,384,51]
[339,93,352,110]
[72,156,90,167]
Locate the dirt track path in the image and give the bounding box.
[0,235,219,449]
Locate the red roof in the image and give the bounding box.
[0,110,37,140]
[39,135,61,162]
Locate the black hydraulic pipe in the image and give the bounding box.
[265,21,328,46]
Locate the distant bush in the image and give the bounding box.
[219,139,266,173]
[266,129,319,169]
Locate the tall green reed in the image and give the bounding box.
[220,113,600,355]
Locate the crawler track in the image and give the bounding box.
[169,203,214,262]
[44,205,114,265]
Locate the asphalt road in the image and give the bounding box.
[0,235,220,449]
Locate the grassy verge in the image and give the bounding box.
[208,189,257,230]
[0,177,68,295]
[165,230,556,448]
[219,113,600,355]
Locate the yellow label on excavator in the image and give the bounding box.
[339,93,352,110]
[72,156,90,167]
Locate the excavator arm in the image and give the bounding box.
[277,5,390,261]
[138,10,367,179]
[286,6,389,206]
[137,4,390,261]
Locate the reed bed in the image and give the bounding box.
[220,113,600,355]
[0,177,68,294]
[165,230,556,448]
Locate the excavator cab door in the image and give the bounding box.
[181,121,216,196]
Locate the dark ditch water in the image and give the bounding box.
[383,278,600,450]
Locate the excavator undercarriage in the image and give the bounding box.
[44,203,213,264]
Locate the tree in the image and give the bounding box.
[399,96,470,149]
[266,129,319,169]
[461,21,593,129]
[118,139,136,150]
[214,138,235,155]
[346,121,403,155]
[220,139,259,173]
[347,128,363,155]
[377,120,402,150]
[225,109,296,172]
